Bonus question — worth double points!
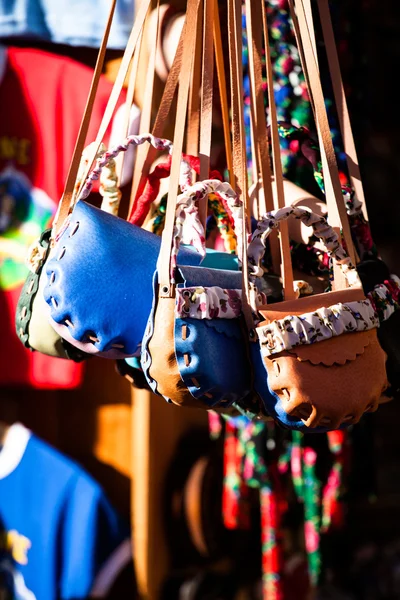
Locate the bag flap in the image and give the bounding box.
[177,264,242,289]
[287,329,375,366]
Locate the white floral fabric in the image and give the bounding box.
[176,287,243,320]
[248,205,361,289]
[257,298,379,357]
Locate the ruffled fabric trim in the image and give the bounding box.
[248,205,361,289]
[176,287,243,320]
[257,299,379,357]
[367,276,400,322]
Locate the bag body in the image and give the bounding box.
[141,264,252,409]
[43,200,202,359]
[248,205,389,432]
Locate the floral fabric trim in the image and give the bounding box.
[176,287,243,320]
[257,298,379,357]
[248,205,361,289]
[171,179,244,282]
[367,276,400,322]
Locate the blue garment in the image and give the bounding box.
[0,0,135,49]
[0,424,130,599]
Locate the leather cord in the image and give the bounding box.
[186,0,203,158]
[116,16,143,184]
[213,0,234,188]
[261,0,296,300]
[52,0,117,236]
[227,0,256,333]
[158,0,201,295]
[199,0,215,226]
[130,0,161,204]
[245,0,281,276]
[291,0,356,288]
[53,0,153,237]
[128,16,186,220]
[317,0,369,220]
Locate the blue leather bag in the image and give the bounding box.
[141,264,252,409]
[43,200,202,359]
[140,177,252,410]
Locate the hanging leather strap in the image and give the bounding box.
[186,0,203,157]
[291,0,356,287]
[116,22,144,183]
[227,0,255,333]
[52,0,117,235]
[316,0,368,220]
[128,16,186,219]
[245,0,281,276]
[130,0,161,203]
[213,0,234,188]
[158,0,201,295]
[261,0,296,300]
[53,0,153,236]
[245,0,274,214]
[198,0,215,226]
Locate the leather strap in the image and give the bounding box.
[52,0,117,236]
[130,0,161,203]
[186,0,203,158]
[53,0,153,236]
[317,0,368,220]
[128,16,186,220]
[158,0,201,294]
[245,0,281,275]
[116,23,143,183]
[199,0,215,226]
[227,0,255,332]
[291,0,356,287]
[261,0,295,300]
[213,0,234,188]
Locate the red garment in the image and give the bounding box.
[0,47,126,388]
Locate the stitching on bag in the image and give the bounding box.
[181,324,188,341]
[111,343,125,349]
[65,319,74,328]
[89,335,100,343]
[191,377,200,388]
[58,247,66,260]
[28,279,35,294]
[204,392,213,399]
[184,354,190,367]
[50,297,58,308]
[21,306,27,318]
[49,272,55,284]
[69,222,80,237]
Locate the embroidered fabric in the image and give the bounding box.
[78,133,192,202]
[367,276,400,323]
[257,299,379,357]
[176,287,243,320]
[248,205,360,288]
[171,179,244,281]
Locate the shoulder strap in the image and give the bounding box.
[198,0,215,225]
[128,16,186,220]
[53,0,153,237]
[316,0,368,220]
[227,0,256,332]
[130,0,161,202]
[158,0,202,295]
[290,0,356,289]
[52,0,117,235]
[261,0,296,300]
[213,0,234,188]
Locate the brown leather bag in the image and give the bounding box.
[248,205,389,431]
